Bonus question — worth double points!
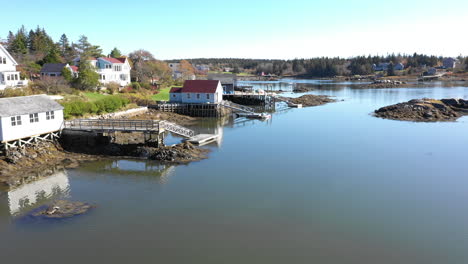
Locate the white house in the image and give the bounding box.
[74,57,131,86]
[0,95,64,143]
[169,80,223,104]
[0,44,28,90]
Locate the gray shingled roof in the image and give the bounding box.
[40,63,67,73]
[0,95,64,117]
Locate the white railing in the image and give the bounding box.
[160,121,195,138]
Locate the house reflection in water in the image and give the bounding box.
[0,170,70,216]
[103,160,176,185]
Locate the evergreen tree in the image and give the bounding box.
[41,45,62,64]
[61,67,73,82]
[74,57,100,90]
[27,30,36,51]
[109,47,122,58]
[10,26,28,54]
[75,35,102,58]
[58,34,70,56]
[387,62,395,76]
[6,31,15,49]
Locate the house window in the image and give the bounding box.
[46,111,55,120]
[100,74,106,80]
[15,74,18,80]
[30,113,39,123]
[187,93,191,99]
[206,94,210,99]
[11,116,21,126]
[173,94,176,98]
[2,58,5,64]
[120,74,127,81]
[114,65,121,71]
[197,94,200,99]
[105,64,112,69]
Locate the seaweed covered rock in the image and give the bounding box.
[285,94,336,107]
[374,98,468,122]
[135,142,209,163]
[32,200,95,219]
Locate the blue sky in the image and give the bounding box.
[1,0,467,59]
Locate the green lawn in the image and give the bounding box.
[83,92,107,101]
[151,87,173,101]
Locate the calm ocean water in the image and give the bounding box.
[2,80,468,264]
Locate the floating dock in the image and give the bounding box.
[287,102,303,108]
[186,134,219,145]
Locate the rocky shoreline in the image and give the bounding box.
[374,98,468,122]
[0,140,209,188]
[0,142,98,188]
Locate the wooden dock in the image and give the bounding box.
[186,134,219,145]
[64,119,196,138]
[149,103,228,117]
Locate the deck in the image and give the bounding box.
[186,134,219,145]
[64,119,196,138]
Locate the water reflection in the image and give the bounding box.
[0,170,70,216]
[80,159,177,185]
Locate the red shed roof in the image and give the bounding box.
[181,80,220,93]
[170,87,183,93]
[100,57,125,64]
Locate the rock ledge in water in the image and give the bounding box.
[282,94,337,107]
[32,200,95,219]
[374,98,468,122]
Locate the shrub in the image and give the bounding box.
[61,95,130,119]
[105,82,120,94]
[131,82,141,90]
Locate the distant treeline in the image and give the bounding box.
[175,54,466,77]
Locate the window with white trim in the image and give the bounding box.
[29,113,39,123]
[11,116,21,126]
[105,64,112,69]
[46,111,55,120]
[187,93,191,99]
[196,94,200,99]
[206,94,210,99]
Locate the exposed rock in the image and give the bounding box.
[360,79,408,89]
[282,94,337,107]
[0,141,97,188]
[134,142,209,163]
[293,84,316,93]
[374,98,468,122]
[32,200,95,219]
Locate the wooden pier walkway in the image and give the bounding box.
[64,119,196,138]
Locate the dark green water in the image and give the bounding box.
[2,80,468,263]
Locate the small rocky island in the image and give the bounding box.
[375,98,468,122]
[32,200,95,219]
[362,79,407,89]
[285,94,337,107]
